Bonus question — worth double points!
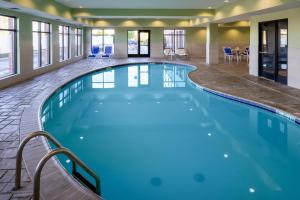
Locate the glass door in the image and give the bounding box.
[259,19,288,84]
[277,19,288,84]
[128,30,150,57]
[259,21,276,80]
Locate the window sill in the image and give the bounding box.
[59,58,71,62]
[33,63,52,70]
[0,73,19,81]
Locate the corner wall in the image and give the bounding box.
[250,7,300,89]
[0,8,84,89]
[219,27,250,58]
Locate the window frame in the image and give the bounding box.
[32,20,51,69]
[75,28,83,57]
[0,14,18,79]
[91,28,115,55]
[59,25,70,61]
[163,29,186,53]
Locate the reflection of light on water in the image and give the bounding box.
[189,108,193,111]
[80,136,84,140]
[208,133,212,137]
[66,159,71,164]
[124,94,134,100]
[92,70,115,89]
[224,153,229,158]
[249,188,255,193]
[154,93,163,99]
[156,101,160,104]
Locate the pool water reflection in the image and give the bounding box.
[42,63,300,200]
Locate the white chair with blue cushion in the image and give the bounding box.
[102,46,113,59]
[223,47,234,61]
[88,46,100,58]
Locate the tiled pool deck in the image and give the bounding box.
[0,58,300,200]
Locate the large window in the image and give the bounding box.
[33,21,51,69]
[75,28,83,57]
[59,25,70,61]
[0,15,17,78]
[91,29,115,54]
[163,29,186,54]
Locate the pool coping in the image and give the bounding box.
[20,60,300,200]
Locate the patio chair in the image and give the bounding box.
[101,46,113,59]
[241,47,250,62]
[223,47,234,61]
[175,49,189,60]
[88,46,100,58]
[164,48,175,60]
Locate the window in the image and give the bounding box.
[163,29,186,54]
[128,65,149,87]
[0,15,17,78]
[59,88,70,108]
[92,70,115,89]
[163,65,187,88]
[33,21,51,69]
[59,25,70,61]
[92,29,115,54]
[75,28,83,57]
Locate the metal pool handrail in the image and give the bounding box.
[15,131,63,189]
[14,131,101,200]
[33,147,101,200]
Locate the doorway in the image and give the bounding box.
[259,19,288,84]
[128,30,150,57]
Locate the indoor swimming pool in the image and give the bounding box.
[42,63,300,200]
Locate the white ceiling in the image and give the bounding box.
[56,0,236,9]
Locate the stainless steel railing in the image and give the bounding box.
[15,131,101,200]
[15,131,63,189]
[33,147,101,200]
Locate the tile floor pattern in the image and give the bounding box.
[0,58,300,200]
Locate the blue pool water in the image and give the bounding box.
[42,63,300,200]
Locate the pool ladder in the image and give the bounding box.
[14,131,101,200]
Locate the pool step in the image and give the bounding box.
[72,171,98,194]
[15,131,101,200]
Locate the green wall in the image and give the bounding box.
[8,0,73,19]
[219,27,250,57]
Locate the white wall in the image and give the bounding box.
[250,7,300,89]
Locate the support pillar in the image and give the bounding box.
[206,23,219,65]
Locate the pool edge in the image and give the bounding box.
[20,60,300,200]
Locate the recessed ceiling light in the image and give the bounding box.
[208,6,212,9]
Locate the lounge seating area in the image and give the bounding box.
[89,45,113,59]
[223,47,250,62]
